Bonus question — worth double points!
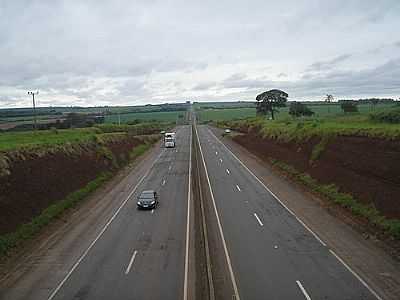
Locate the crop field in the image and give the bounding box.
[0,128,99,151]
[197,103,395,122]
[105,111,185,123]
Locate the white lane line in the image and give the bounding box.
[47,149,165,300]
[296,280,311,300]
[183,125,192,300]
[207,129,327,247]
[162,179,166,186]
[208,128,383,300]
[219,158,223,163]
[226,168,230,175]
[169,165,172,171]
[176,149,178,153]
[195,125,241,300]
[151,209,154,214]
[125,250,138,275]
[329,250,383,300]
[254,213,263,226]
[236,185,241,192]
[215,151,218,155]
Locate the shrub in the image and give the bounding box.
[370,108,400,124]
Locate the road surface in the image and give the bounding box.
[195,124,378,300]
[0,125,192,300]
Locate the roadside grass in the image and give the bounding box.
[0,172,112,257]
[217,113,400,141]
[129,143,152,160]
[270,159,400,240]
[0,122,168,151]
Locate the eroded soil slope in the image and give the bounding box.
[234,130,400,218]
[0,135,156,235]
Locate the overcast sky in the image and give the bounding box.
[1,0,400,108]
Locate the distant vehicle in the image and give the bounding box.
[160,130,166,134]
[224,128,231,134]
[164,132,176,148]
[137,190,158,209]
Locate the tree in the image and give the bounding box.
[340,100,358,113]
[325,94,334,114]
[256,89,288,120]
[289,102,314,117]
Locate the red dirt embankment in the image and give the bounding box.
[233,130,400,219]
[0,135,157,235]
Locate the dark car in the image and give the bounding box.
[137,190,158,209]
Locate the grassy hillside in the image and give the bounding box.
[104,111,185,123]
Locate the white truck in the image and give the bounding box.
[164,132,176,148]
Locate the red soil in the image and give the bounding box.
[234,132,400,219]
[0,137,147,235]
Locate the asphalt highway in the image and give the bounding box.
[48,125,191,300]
[196,125,379,300]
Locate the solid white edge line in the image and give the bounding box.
[236,184,241,192]
[196,125,241,300]
[254,213,263,226]
[125,250,138,275]
[183,125,192,300]
[47,148,165,300]
[296,280,312,300]
[329,250,383,300]
[208,128,383,300]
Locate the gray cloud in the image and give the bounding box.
[1,0,400,108]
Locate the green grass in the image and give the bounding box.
[105,111,185,123]
[0,128,100,151]
[0,172,112,257]
[271,159,400,239]
[218,113,400,141]
[198,107,256,122]
[197,103,395,122]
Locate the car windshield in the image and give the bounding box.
[139,192,154,200]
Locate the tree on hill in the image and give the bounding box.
[256,89,288,120]
[340,100,358,113]
[325,94,334,113]
[289,102,314,117]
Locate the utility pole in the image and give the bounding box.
[28,91,39,130]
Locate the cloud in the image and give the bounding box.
[307,54,352,72]
[1,0,400,107]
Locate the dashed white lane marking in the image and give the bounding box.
[236,185,241,192]
[215,151,218,155]
[296,280,312,300]
[47,149,165,300]
[125,250,138,275]
[168,165,172,171]
[226,169,230,175]
[176,149,178,153]
[254,213,263,226]
[162,179,166,186]
[219,158,223,163]
[151,209,154,214]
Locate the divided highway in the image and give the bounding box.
[0,122,388,300]
[195,124,379,300]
